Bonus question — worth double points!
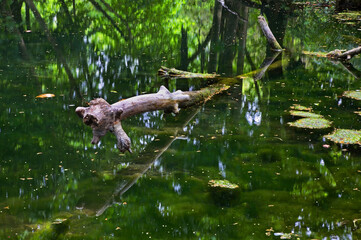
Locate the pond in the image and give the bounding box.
[1,0,361,239]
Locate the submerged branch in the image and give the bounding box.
[95,108,201,216]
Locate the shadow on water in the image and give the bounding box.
[1,0,361,239]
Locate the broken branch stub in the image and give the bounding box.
[76,85,228,153]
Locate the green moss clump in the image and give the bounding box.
[288,118,332,129]
[324,129,361,145]
[208,180,239,189]
[289,110,323,118]
[343,90,361,100]
[208,180,240,206]
[290,104,312,111]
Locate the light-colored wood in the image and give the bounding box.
[76,85,228,153]
[257,16,283,51]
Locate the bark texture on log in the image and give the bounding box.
[257,16,283,51]
[76,85,229,153]
[326,46,361,60]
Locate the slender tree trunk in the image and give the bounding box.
[2,2,31,60]
[25,0,82,98]
[73,0,76,17]
[180,25,189,70]
[208,0,222,73]
[237,5,249,75]
[25,2,30,31]
[218,0,242,76]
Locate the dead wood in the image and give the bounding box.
[326,46,361,60]
[76,85,229,153]
[258,16,283,51]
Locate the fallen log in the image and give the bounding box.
[76,84,229,153]
[326,46,361,60]
[303,46,361,60]
[257,16,283,51]
[157,67,219,79]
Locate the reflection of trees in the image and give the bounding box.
[2,1,361,239]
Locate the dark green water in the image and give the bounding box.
[1,0,361,239]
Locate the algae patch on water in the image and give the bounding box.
[343,90,361,100]
[288,118,332,129]
[324,129,361,145]
[290,104,312,111]
[208,180,239,189]
[289,110,323,118]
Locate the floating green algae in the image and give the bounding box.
[324,129,361,145]
[290,104,312,111]
[289,110,323,118]
[288,118,332,129]
[343,90,361,100]
[208,180,239,189]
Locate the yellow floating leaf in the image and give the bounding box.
[36,93,55,98]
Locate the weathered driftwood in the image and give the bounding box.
[159,54,282,82]
[257,16,283,51]
[76,85,229,153]
[303,46,361,60]
[326,46,361,60]
[158,67,219,79]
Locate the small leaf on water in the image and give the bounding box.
[36,93,55,98]
[110,90,118,93]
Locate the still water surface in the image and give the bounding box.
[1,0,361,239]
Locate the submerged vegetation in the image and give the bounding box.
[288,117,332,129]
[324,129,361,145]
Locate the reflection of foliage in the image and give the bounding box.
[292,179,328,199]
